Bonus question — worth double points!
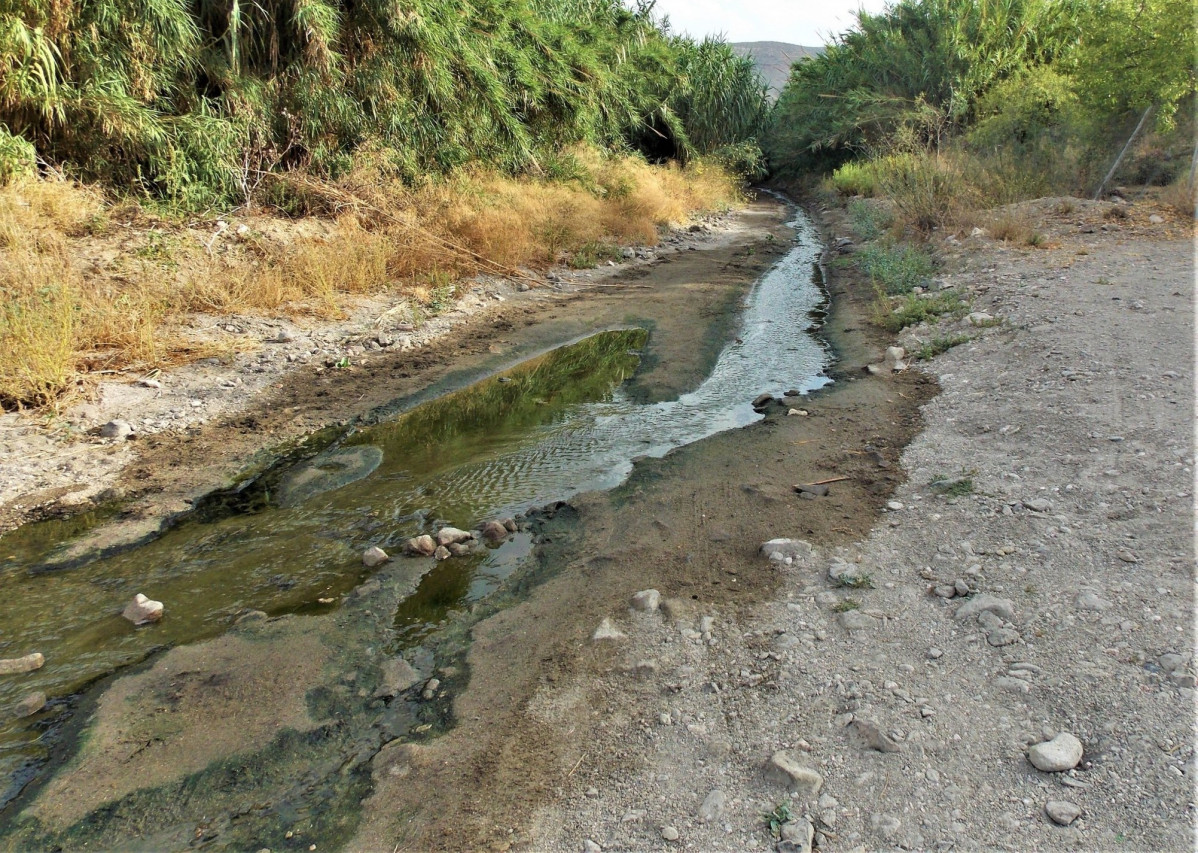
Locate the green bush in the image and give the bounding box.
[874,152,974,232]
[0,126,35,184]
[856,241,934,294]
[829,161,880,197]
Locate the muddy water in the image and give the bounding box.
[0,207,829,842]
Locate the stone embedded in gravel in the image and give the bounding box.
[777,817,814,853]
[0,653,45,675]
[837,610,875,631]
[1045,800,1082,825]
[933,585,957,598]
[927,647,944,659]
[435,527,474,546]
[765,751,823,796]
[870,813,902,841]
[361,546,389,567]
[954,594,1015,621]
[373,658,420,698]
[1028,732,1084,772]
[849,718,902,753]
[1116,549,1138,563]
[886,501,904,511]
[404,535,437,556]
[1022,498,1052,512]
[631,589,661,612]
[583,841,601,853]
[698,789,726,821]
[760,539,813,562]
[1149,214,1165,224]
[986,627,1021,647]
[479,521,509,543]
[968,312,995,326]
[99,420,134,439]
[660,826,679,842]
[13,691,47,718]
[122,593,164,626]
[1075,590,1113,611]
[592,618,625,641]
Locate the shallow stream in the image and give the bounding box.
[0,205,831,841]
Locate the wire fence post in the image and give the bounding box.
[1094,105,1154,200]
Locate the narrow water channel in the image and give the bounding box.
[0,205,830,842]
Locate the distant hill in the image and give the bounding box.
[732,41,822,97]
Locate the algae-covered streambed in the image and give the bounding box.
[0,208,830,848]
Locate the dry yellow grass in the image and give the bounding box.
[0,149,742,409]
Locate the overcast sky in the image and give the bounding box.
[646,0,892,46]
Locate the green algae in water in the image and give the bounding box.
[0,329,649,817]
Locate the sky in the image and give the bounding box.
[645,0,891,47]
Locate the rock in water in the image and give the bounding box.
[764,751,823,797]
[1045,800,1082,825]
[1028,732,1083,772]
[479,521,509,543]
[122,594,164,626]
[404,535,437,556]
[435,527,474,547]
[631,589,661,612]
[362,546,389,567]
[374,658,420,698]
[276,446,383,507]
[13,691,47,718]
[434,546,451,561]
[0,653,45,675]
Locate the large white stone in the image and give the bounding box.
[1028,733,1083,772]
[122,593,163,626]
[631,589,661,612]
[362,546,389,567]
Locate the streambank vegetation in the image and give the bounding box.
[0,0,770,409]
[766,0,1194,334]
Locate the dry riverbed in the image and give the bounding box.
[1,193,1192,853]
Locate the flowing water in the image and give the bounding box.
[0,206,831,837]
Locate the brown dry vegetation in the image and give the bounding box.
[0,149,740,410]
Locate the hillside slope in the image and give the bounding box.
[732,40,822,94]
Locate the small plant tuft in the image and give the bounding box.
[915,333,970,360]
[836,573,875,590]
[764,802,795,840]
[872,291,967,332]
[930,469,977,496]
[831,598,861,613]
